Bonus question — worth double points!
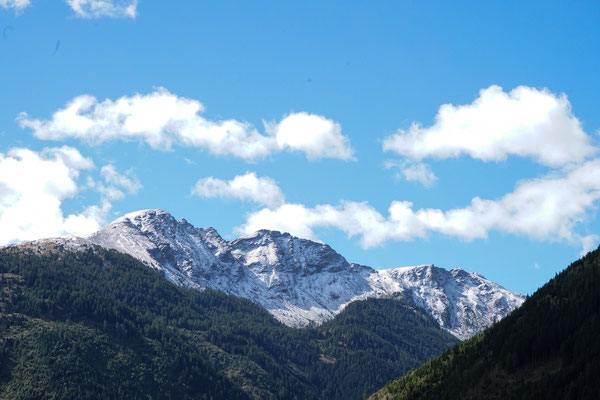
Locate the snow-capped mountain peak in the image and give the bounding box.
[85,209,524,339]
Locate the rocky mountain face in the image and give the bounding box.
[84,209,525,340]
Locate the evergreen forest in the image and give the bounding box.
[0,245,458,400]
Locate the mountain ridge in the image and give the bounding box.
[14,208,525,340]
[0,243,460,400]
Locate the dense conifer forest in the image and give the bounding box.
[0,245,458,400]
[371,246,600,400]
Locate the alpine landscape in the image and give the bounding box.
[1,1,599,399]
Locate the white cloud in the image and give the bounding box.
[0,146,100,245]
[237,201,409,248]
[65,0,138,19]
[383,85,596,166]
[192,172,285,209]
[44,145,95,170]
[384,160,437,187]
[0,147,143,246]
[101,164,142,194]
[0,0,136,16]
[0,0,30,10]
[86,164,142,201]
[238,160,600,253]
[18,88,353,161]
[267,112,354,160]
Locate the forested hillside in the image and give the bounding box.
[371,246,600,400]
[0,245,458,400]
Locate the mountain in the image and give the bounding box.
[370,246,600,400]
[0,244,458,399]
[87,209,525,339]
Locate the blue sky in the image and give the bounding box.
[1,1,599,294]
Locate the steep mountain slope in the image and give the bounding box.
[371,246,600,400]
[88,209,524,339]
[0,245,458,400]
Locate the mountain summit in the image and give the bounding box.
[85,209,524,339]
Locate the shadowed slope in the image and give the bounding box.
[371,246,600,400]
[0,245,458,400]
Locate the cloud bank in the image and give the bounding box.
[18,88,354,161]
[236,160,600,253]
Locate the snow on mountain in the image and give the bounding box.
[81,209,526,339]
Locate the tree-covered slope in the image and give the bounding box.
[313,298,458,399]
[0,245,458,400]
[371,246,600,400]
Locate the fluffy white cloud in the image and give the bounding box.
[267,112,354,160]
[18,88,353,161]
[0,146,99,245]
[384,160,437,187]
[0,0,30,10]
[66,0,137,19]
[192,172,285,209]
[238,160,600,253]
[237,201,409,248]
[383,85,596,166]
[0,147,142,245]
